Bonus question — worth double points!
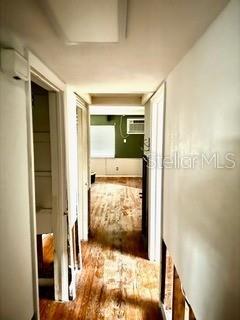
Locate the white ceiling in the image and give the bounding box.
[43,0,120,43]
[0,0,228,95]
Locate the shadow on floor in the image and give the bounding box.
[39,285,54,300]
[74,279,163,320]
[89,229,147,259]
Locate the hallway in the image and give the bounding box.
[1,1,239,319]
[40,178,162,320]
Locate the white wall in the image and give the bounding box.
[0,71,34,319]
[163,1,240,319]
[91,158,142,176]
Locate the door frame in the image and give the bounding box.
[48,91,69,301]
[76,96,89,241]
[148,82,166,263]
[26,51,69,319]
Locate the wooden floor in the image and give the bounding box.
[40,177,162,320]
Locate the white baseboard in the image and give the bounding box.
[96,175,142,178]
[160,303,168,320]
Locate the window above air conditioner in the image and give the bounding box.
[127,118,144,134]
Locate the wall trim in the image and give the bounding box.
[96,175,142,178]
[160,303,168,320]
[91,157,142,160]
[28,51,65,91]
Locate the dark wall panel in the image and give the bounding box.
[90,115,144,158]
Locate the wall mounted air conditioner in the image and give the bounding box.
[0,48,29,81]
[127,118,144,134]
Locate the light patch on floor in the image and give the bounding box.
[40,177,162,320]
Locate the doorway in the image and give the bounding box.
[31,82,54,298]
[85,108,162,318]
[29,76,69,308]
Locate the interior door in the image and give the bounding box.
[65,93,88,299]
[142,155,149,249]
[48,91,69,301]
[148,83,166,262]
[65,91,80,300]
[76,106,84,268]
[76,97,89,241]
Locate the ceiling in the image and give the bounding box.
[0,0,228,95]
[42,0,121,43]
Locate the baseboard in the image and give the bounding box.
[96,175,142,178]
[160,303,168,320]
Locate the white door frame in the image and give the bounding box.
[48,91,69,301]
[148,82,166,262]
[26,51,69,320]
[76,96,89,241]
[76,106,83,244]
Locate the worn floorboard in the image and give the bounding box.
[40,177,162,320]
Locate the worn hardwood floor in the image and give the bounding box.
[40,177,162,320]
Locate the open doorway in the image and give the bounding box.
[29,76,69,308]
[79,105,163,318]
[31,82,55,298]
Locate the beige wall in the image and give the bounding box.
[163,1,240,319]
[0,71,34,319]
